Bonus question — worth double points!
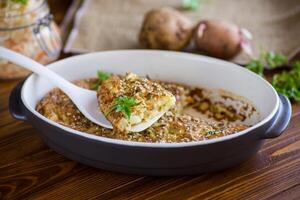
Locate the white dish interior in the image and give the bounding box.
[21,50,279,146]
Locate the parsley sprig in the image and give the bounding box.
[245,51,300,101]
[272,61,300,101]
[246,51,288,77]
[91,70,111,90]
[107,96,139,119]
[265,52,288,69]
[182,0,199,10]
[246,59,264,77]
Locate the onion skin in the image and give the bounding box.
[139,7,193,51]
[194,20,243,59]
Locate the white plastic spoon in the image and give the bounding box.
[0,47,166,132]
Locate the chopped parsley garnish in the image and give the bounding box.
[182,0,199,10]
[205,130,216,135]
[107,96,139,119]
[91,70,112,90]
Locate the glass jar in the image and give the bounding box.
[0,0,62,79]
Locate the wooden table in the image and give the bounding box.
[1,1,300,199]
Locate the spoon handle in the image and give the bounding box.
[0,47,76,94]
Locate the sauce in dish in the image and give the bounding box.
[36,71,259,143]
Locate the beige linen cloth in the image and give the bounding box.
[65,0,300,63]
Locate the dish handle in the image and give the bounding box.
[261,93,292,139]
[9,80,27,121]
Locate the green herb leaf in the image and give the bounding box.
[205,129,216,136]
[272,61,300,101]
[107,96,139,119]
[10,0,28,5]
[264,52,288,69]
[97,70,111,81]
[91,70,112,90]
[246,51,288,76]
[246,59,264,77]
[182,0,199,10]
[245,51,300,101]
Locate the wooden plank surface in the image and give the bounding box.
[0,1,299,199]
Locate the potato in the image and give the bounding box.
[194,20,247,59]
[139,7,193,51]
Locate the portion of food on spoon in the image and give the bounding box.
[97,72,176,132]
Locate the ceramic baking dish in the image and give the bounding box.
[9,50,291,175]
